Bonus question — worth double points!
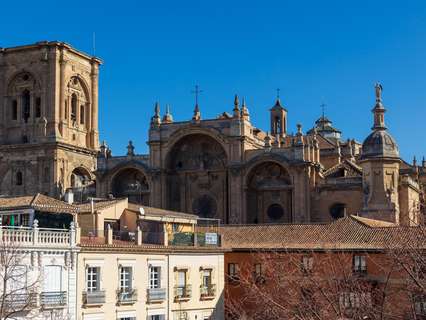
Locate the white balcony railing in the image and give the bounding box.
[0,220,76,248]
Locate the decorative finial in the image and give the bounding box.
[375,83,383,102]
[413,155,417,167]
[422,156,426,168]
[191,85,202,121]
[127,140,135,156]
[162,104,174,123]
[320,103,326,119]
[151,102,161,127]
[233,94,240,118]
[241,97,250,121]
[276,88,280,99]
[296,123,302,135]
[372,83,386,130]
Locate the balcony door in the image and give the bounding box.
[43,265,62,293]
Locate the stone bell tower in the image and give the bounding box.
[359,83,400,223]
[270,92,288,138]
[0,41,101,198]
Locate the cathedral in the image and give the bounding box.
[1,41,424,225]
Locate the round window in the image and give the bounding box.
[267,204,284,221]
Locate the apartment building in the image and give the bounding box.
[0,218,79,319]
[77,203,225,320]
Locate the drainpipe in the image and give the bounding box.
[167,254,170,320]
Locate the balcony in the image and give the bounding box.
[116,289,137,304]
[40,291,67,308]
[147,287,166,303]
[83,290,106,306]
[174,285,192,301]
[1,293,37,311]
[200,284,216,300]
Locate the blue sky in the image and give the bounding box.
[1,0,425,161]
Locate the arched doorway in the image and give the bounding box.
[111,168,150,205]
[246,162,292,223]
[166,134,228,221]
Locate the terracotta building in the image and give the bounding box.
[220,216,426,319]
[0,41,424,226]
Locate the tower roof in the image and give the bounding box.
[360,83,399,160]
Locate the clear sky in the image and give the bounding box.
[1,0,425,162]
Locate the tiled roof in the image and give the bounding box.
[220,216,426,251]
[127,203,198,220]
[0,193,78,214]
[76,198,125,213]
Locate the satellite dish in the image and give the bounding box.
[139,207,145,216]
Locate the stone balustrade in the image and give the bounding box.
[0,219,77,247]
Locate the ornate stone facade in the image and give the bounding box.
[0,42,100,198]
[97,85,424,226]
[1,42,424,226]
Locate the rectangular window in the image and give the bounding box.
[177,270,186,287]
[339,292,371,309]
[119,266,132,291]
[86,267,100,292]
[148,316,165,320]
[149,266,161,289]
[228,263,239,282]
[302,256,314,273]
[254,263,262,277]
[202,269,212,287]
[43,265,62,292]
[353,255,367,273]
[415,296,426,316]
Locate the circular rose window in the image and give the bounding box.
[267,204,284,221]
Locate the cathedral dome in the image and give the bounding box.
[360,83,399,161]
[360,129,399,160]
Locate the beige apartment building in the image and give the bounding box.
[73,197,225,320]
[77,248,224,320]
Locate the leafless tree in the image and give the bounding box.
[225,248,411,320]
[0,240,40,319]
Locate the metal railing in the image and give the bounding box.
[83,290,106,305]
[200,284,216,298]
[174,285,192,300]
[168,232,221,247]
[147,287,166,302]
[1,292,37,310]
[40,291,67,307]
[116,289,137,304]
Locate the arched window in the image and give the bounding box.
[80,105,85,124]
[16,171,23,186]
[22,90,30,122]
[64,101,68,119]
[35,97,41,118]
[11,100,18,120]
[329,203,346,220]
[71,94,77,122]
